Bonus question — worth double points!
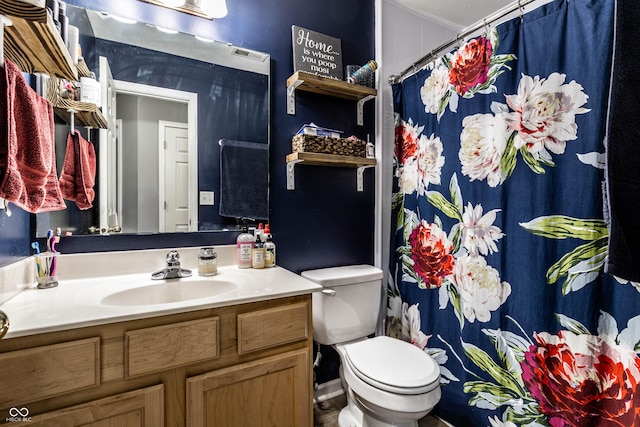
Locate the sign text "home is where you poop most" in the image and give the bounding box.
[291,25,343,80]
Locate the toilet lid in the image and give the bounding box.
[342,336,440,395]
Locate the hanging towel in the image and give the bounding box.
[219,139,269,220]
[604,0,640,282]
[59,131,96,210]
[0,59,65,213]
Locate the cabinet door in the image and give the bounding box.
[26,385,164,427]
[187,348,311,427]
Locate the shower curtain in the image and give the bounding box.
[388,0,640,426]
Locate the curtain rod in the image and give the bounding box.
[388,0,540,84]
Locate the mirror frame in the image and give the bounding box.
[37,5,271,252]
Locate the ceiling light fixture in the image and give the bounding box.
[139,0,227,19]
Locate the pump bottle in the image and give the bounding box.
[236,223,255,269]
[264,224,276,268]
[252,233,265,269]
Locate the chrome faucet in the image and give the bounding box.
[151,250,192,280]
[0,310,8,340]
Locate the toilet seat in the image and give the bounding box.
[341,336,440,395]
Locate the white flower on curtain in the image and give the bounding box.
[504,73,590,156]
[449,254,511,323]
[401,302,431,349]
[461,203,504,257]
[459,112,510,187]
[421,66,458,115]
[458,72,591,185]
[415,134,445,195]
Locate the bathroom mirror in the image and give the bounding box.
[36,5,270,238]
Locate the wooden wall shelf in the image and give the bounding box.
[286,71,376,125]
[47,77,108,129]
[286,152,376,191]
[0,0,77,81]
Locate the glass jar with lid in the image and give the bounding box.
[198,247,218,276]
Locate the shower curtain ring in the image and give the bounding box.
[518,0,525,20]
[483,19,490,35]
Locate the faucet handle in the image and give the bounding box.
[166,250,181,266]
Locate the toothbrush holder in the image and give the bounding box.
[35,252,59,289]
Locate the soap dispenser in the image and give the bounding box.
[252,232,265,269]
[236,221,255,269]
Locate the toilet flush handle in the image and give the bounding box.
[322,288,336,297]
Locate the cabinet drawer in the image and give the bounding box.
[0,337,100,407]
[237,302,309,354]
[126,317,219,377]
[27,384,164,427]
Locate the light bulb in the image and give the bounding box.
[160,0,184,7]
[156,26,178,34]
[201,0,227,18]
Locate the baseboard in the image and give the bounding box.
[313,378,344,403]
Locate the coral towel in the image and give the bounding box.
[59,131,96,209]
[0,59,65,213]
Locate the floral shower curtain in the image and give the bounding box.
[388,0,640,426]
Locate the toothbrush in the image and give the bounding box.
[50,236,60,277]
[51,236,59,253]
[46,229,53,252]
[31,242,42,277]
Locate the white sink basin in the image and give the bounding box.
[100,280,237,306]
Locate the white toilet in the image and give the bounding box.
[302,265,441,427]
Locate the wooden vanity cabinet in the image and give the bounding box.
[0,295,313,427]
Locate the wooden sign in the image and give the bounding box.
[291,25,343,80]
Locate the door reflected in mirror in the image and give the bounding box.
[36,5,270,238]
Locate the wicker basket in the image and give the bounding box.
[292,134,366,157]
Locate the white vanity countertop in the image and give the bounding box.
[0,247,322,339]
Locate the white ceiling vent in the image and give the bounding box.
[230,47,268,62]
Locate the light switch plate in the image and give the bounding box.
[199,191,215,205]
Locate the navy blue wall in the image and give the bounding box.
[0,0,376,274]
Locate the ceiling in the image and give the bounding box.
[394,0,514,29]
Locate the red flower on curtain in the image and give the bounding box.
[409,220,455,288]
[449,36,493,96]
[395,118,421,166]
[521,330,640,427]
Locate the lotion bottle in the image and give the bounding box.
[251,233,265,269]
[264,224,276,268]
[236,223,255,269]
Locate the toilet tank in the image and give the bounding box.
[302,265,383,345]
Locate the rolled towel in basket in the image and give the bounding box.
[0,59,65,213]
